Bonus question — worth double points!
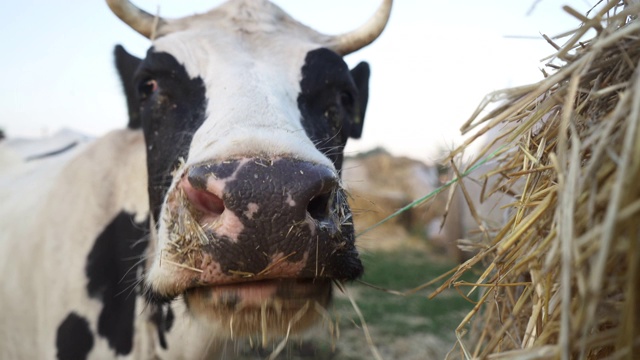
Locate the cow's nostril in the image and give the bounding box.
[307,192,332,222]
[182,181,225,217]
[193,189,224,215]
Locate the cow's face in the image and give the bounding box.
[110,0,390,339]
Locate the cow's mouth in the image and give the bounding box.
[183,278,332,338]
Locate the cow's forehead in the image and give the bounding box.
[154,35,333,167]
[157,0,329,44]
[147,3,338,168]
[152,0,328,68]
[152,27,319,86]
[154,0,326,76]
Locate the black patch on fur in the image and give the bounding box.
[25,141,78,161]
[132,48,207,222]
[149,304,175,349]
[56,312,94,360]
[85,211,149,356]
[297,48,370,171]
[114,45,143,129]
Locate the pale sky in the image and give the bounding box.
[1,0,594,162]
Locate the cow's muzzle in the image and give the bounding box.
[153,157,362,336]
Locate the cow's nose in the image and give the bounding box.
[180,158,339,225]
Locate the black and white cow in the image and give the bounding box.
[0,0,391,358]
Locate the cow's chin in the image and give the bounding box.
[184,278,332,338]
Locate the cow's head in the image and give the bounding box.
[109,0,391,339]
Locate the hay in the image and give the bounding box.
[432,1,640,358]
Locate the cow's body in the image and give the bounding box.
[0,0,391,358]
[1,131,147,358]
[1,131,226,358]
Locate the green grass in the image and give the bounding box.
[334,249,477,338]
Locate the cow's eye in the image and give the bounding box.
[138,79,158,99]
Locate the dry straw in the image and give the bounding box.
[431,1,640,358]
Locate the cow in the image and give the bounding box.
[0,0,392,358]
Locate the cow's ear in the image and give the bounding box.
[349,62,370,139]
[114,45,142,129]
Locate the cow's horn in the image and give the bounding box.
[327,0,393,55]
[106,0,166,39]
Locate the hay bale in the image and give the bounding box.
[432,2,640,358]
[343,149,455,253]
